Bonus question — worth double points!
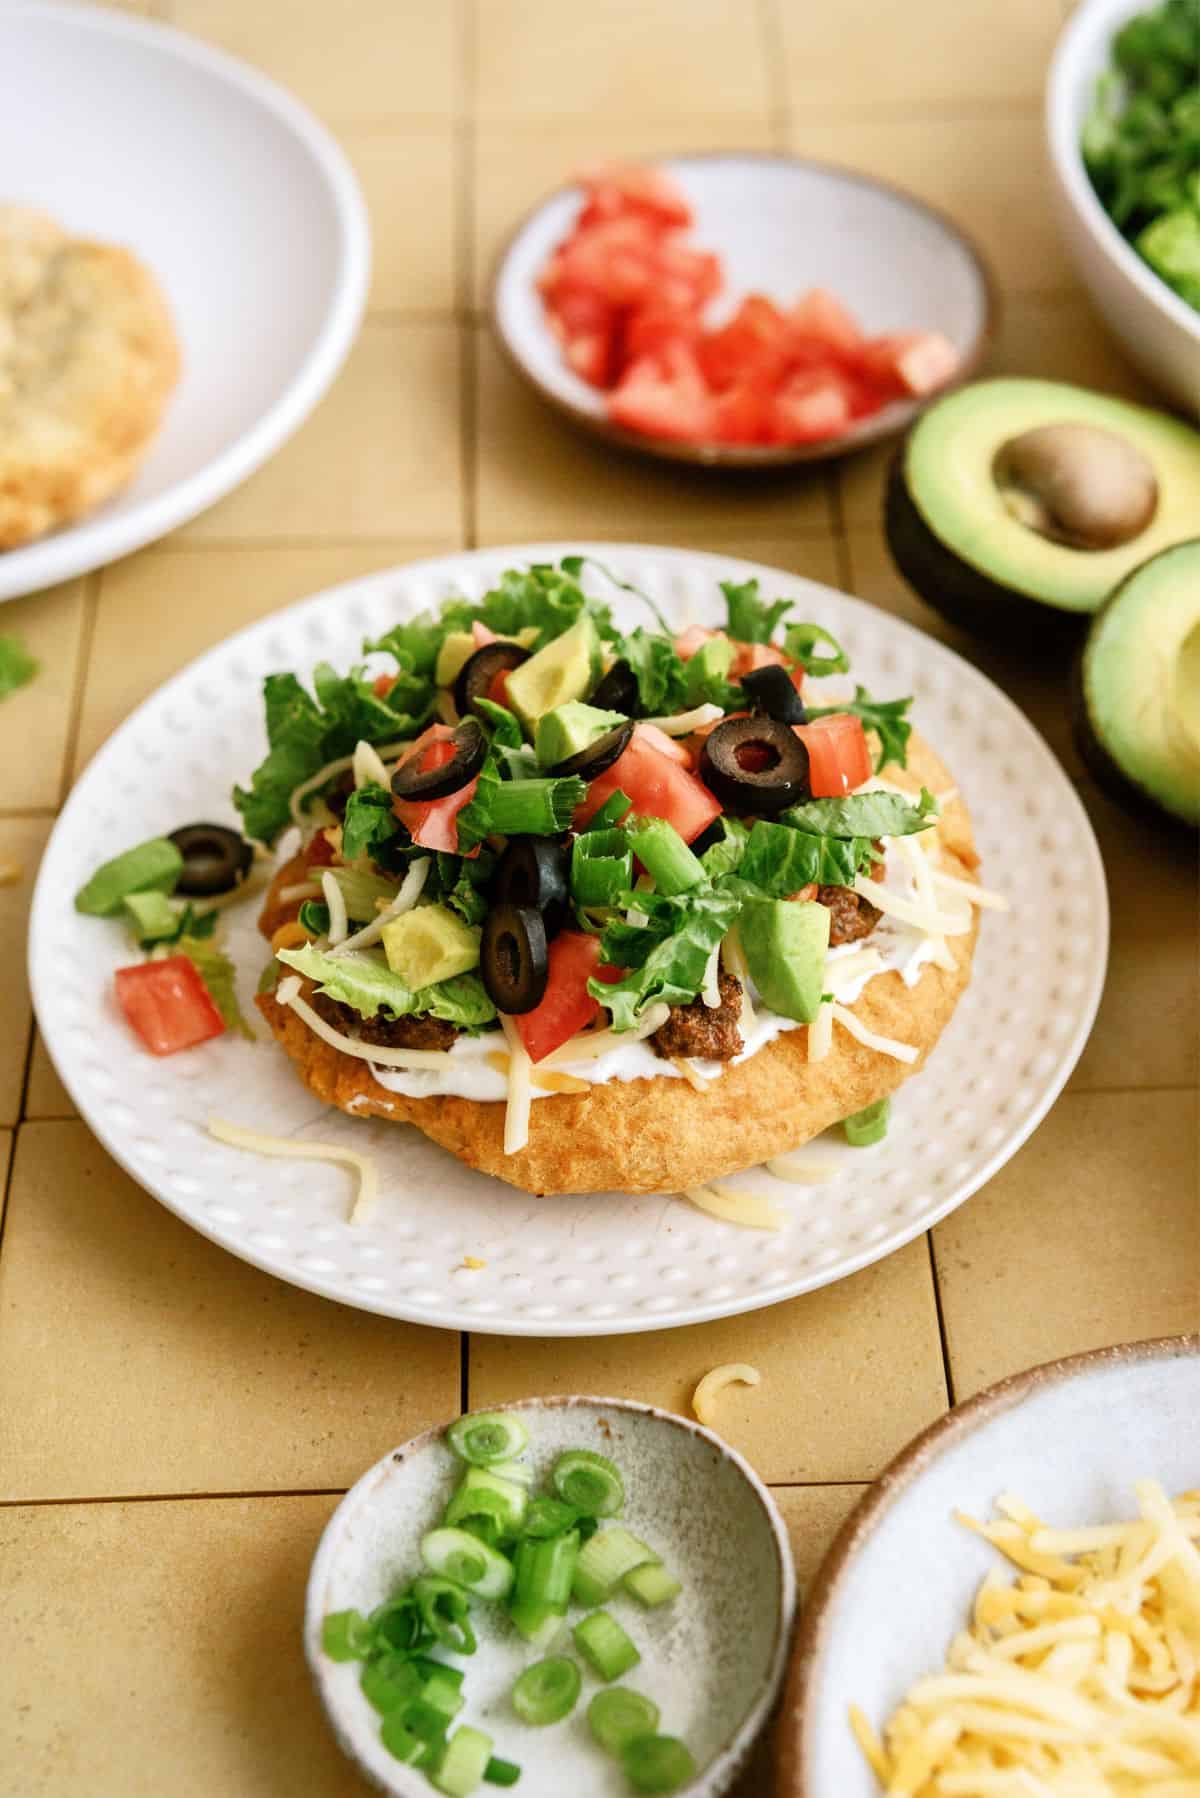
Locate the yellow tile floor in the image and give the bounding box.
[1,1,1197,1792]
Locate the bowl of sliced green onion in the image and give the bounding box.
[306,1397,795,1798]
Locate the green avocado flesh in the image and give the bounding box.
[1078,539,1200,826]
[737,897,830,1023]
[904,379,1200,615]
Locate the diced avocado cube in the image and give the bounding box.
[535,700,628,768]
[434,632,479,689]
[381,905,480,988]
[504,614,602,729]
[684,635,735,703]
[738,897,830,1022]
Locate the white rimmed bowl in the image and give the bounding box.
[775,1334,1200,1797]
[490,151,995,468]
[306,1397,796,1797]
[0,2,370,602]
[1048,0,1200,415]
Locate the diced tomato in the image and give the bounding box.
[305,830,337,868]
[392,727,481,855]
[575,731,722,842]
[634,721,691,765]
[545,285,612,338]
[794,714,873,796]
[621,303,701,366]
[673,625,716,661]
[472,621,497,647]
[114,957,225,1056]
[653,242,722,309]
[574,163,693,230]
[514,931,625,1063]
[731,641,789,678]
[554,216,662,308]
[608,344,715,444]
[770,371,852,444]
[713,377,774,444]
[372,672,396,700]
[565,328,617,387]
[696,294,790,392]
[487,668,512,708]
[789,288,864,358]
[858,330,959,397]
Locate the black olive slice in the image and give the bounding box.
[699,716,811,816]
[168,823,253,897]
[741,663,808,725]
[492,838,569,913]
[546,719,635,781]
[589,658,640,716]
[390,720,487,802]
[454,642,531,718]
[481,903,549,1014]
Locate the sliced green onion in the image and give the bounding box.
[588,1688,661,1756]
[459,1515,505,1552]
[522,1496,585,1540]
[433,1724,495,1797]
[297,898,331,936]
[413,1576,478,1654]
[123,889,182,942]
[507,1603,567,1651]
[571,830,633,907]
[572,1527,657,1608]
[623,1562,682,1609]
[621,1734,697,1793]
[483,1755,522,1786]
[371,1589,430,1656]
[381,1711,436,1766]
[411,1657,465,1690]
[485,776,586,837]
[486,1456,535,1488]
[583,789,633,832]
[573,1610,640,1683]
[552,1449,625,1517]
[360,1653,423,1716]
[844,1096,890,1147]
[445,1466,530,1536]
[448,1411,530,1467]
[510,1656,582,1727]
[626,818,704,896]
[421,1526,514,1599]
[510,1529,580,1643]
[74,836,183,916]
[321,1608,374,1662]
[419,1665,467,1722]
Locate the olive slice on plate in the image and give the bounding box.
[168,823,253,897]
[481,903,549,1014]
[589,658,640,716]
[699,716,810,815]
[455,642,531,718]
[391,719,487,802]
[741,663,808,725]
[492,838,569,914]
[546,719,635,781]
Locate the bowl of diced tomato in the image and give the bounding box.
[489,153,995,467]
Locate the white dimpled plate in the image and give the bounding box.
[29,545,1108,1336]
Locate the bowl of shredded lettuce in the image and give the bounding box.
[1048,0,1200,414]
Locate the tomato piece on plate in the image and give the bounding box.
[471,621,497,647]
[608,344,715,444]
[696,294,790,391]
[565,328,618,388]
[788,288,864,358]
[392,729,480,855]
[633,721,692,765]
[770,371,852,444]
[486,668,513,708]
[794,714,873,796]
[555,216,661,308]
[713,377,775,444]
[576,730,722,842]
[514,931,625,1064]
[621,303,701,366]
[372,671,396,700]
[731,641,789,678]
[574,162,694,230]
[673,625,716,661]
[114,956,225,1056]
[858,330,959,396]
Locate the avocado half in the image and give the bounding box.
[1072,539,1200,828]
[886,378,1200,640]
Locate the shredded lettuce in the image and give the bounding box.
[806,686,914,772]
[341,782,401,864]
[783,622,850,678]
[368,563,614,672]
[276,942,496,1028]
[179,935,254,1040]
[616,627,686,714]
[721,578,793,645]
[589,885,741,1030]
[697,816,748,879]
[782,787,937,840]
[0,634,38,701]
[737,822,874,896]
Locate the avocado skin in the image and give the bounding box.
[884,447,1087,647]
[1070,574,1198,832]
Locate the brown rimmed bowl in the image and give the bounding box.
[488,150,997,470]
[775,1334,1200,1796]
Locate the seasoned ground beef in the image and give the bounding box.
[309,989,460,1052]
[790,851,885,948]
[652,969,744,1062]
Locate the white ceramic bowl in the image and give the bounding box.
[306,1398,796,1797]
[0,2,370,602]
[775,1334,1200,1797]
[490,152,995,468]
[1048,0,1200,416]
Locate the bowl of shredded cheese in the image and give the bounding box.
[774,1334,1200,1798]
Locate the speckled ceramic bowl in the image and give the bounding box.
[307,1397,796,1797]
[775,1335,1200,1797]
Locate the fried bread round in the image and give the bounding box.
[0,206,179,549]
[256,732,979,1195]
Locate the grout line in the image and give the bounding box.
[926,1232,956,1409]
[366,307,470,326]
[767,1479,874,1492]
[0,806,60,821]
[0,1123,16,1261]
[129,535,471,555]
[459,1335,470,1418]
[57,570,100,810]
[0,1486,348,1511]
[754,0,792,147]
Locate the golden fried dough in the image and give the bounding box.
[256,732,979,1195]
[0,206,179,549]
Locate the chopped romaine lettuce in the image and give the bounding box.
[616,627,686,714]
[179,935,254,1040]
[783,622,850,677]
[589,885,741,1031]
[720,578,792,644]
[782,787,937,840]
[276,942,496,1028]
[697,816,748,879]
[341,781,401,865]
[737,822,874,896]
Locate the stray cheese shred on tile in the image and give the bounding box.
[692,1362,762,1428]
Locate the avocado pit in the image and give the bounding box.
[992,422,1158,552]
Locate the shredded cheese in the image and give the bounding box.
[852,873,972,937]
[830,1001,919,1063]
[722,928,757,1034]
[486,1050,589,1096]
[891,833,956,974]
[767,1156,840,1184]
[542,1003,672,1066]
[672,1057,715,1092]
[930,868,1010,911]
[808,1000,834,1063]
[460,1256,486,1271]
[854,1480,1200,1797]
[825,947,886,989]
[692,1362,762,1427]
[207,1116,380,1224]
[353,738,391,790]
[641,702,724,736]
[275,976,457,1069]
[329,856,430,958]
[497,1015,532,1154]
[277,880,323,905]
[321,869,349,946]
[287,740,414,830]
[682,1185,785,1231]
[701,940,722,1009]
